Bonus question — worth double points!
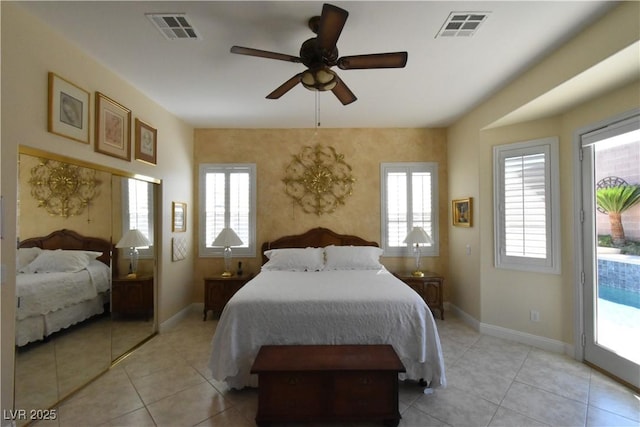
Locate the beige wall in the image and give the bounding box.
[479,117,565,340]
[447,1,640,346]
[193,128,449,302]
[1,3,194,418]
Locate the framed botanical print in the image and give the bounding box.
[452,197,473,227]
[48,72,90,144]
[95,92,131,161]
[172,202,186,232]
[135,118,157,165]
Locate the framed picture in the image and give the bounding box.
[135,119,157,165]
[95,92,131,161]
[172,236,187,261]
[48,72,90,144]
[172,202,186,232]
[452,197,472,227]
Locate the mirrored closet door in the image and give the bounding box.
[14,148,159,425]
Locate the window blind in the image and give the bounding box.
[199,163,256,257]
[503,153,546,258]
[493,136,560,274]
[381,163,438,256]
[204,170,250,249]
[125,179,153,246]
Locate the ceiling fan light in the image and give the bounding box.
[301,67,338,92]
[301,70,316,87]
[316,68,335,84]
[324,80,338,91]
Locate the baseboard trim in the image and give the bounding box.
[448,304,570,355]
[159,303,202,332]
[479,323,566,354]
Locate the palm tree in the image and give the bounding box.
[596,184,640,246]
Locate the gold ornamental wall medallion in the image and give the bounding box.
[29,159,100,218]
[283,144,355,215]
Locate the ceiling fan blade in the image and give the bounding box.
[337,52,408,70]
[331,75,357,105]
[317,4,349,53]
[230,46,301,63]
[266,73,303,99]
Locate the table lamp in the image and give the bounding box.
[116,229,150,278]
[403,226,432,277]
[212,227,243,277]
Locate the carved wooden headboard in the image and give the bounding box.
[18,229,116,274]
[261,227,378,264]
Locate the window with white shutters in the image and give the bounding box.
[381,163,439,256]
[122,178,154,258]
[199,164,256,257]
[493,137,560,273]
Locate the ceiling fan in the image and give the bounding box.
[230,3,408,105]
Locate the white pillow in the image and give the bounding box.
[22,249,92,273]
[64,250,103,260]
[324,245,384,270]
[17,247,42,271]
[262,247,325,272]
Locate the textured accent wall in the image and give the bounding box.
[193,128,448,302]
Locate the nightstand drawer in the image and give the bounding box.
[394,272,444,320]
[112,275,153,318]
[203,274,254,320]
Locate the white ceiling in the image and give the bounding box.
[18,1,618,129]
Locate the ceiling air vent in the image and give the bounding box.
[146,13,200,40]
[436,12,489,38]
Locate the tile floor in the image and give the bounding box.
[15,315,154,423]
[34,309,640,427]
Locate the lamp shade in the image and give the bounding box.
[212,227,243,247]
[403,226,432,245]
[116,229,150,248]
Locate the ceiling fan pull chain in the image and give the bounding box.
[316,91,321,129]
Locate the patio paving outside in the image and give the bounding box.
[596,252,640,365]
[597,297,640,365]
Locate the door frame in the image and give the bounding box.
[572,108,640,386]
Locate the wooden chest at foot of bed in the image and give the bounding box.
[250,344,406,426]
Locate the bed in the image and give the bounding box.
[208,227,446,390]
[16,229,114,347]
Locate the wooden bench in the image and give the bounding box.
[250,344,406,426]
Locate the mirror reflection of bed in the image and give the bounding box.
[15,231,113,424]
[14,150,158,425]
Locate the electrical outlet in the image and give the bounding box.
[530,310,540,322]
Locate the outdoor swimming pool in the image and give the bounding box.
[599,285,640,309]
[598,255,640,309]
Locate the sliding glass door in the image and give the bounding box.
[579,113,640,389]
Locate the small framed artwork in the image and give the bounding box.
[172,202,186,232]
[452,197,473,227]
[135,119,157,165]
[95,92,131,161]
[48,72,90,144]
[172,236,187,262]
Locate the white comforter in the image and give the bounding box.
[16,261,111,320]
[209,268,446,389]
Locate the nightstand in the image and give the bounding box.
[394,272,444,320]
[203,273,254,320]
[112,275,154,319]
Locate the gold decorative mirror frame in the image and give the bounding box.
[283,144,355,215]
